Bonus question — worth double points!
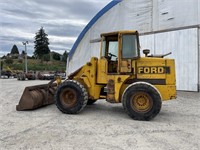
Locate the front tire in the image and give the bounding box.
[55,80,88,114]
[122,82,162,121]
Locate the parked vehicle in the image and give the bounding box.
[55,72,66,80]
[1,70,12,78]
[37,72,55,80]
[17,71,36,80]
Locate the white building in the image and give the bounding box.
[67,0,200,91]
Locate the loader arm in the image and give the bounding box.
[68,57,104,100]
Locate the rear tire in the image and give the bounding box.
[55,80,88,114]
[122,82,162,121]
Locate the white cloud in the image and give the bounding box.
[0,0,111,57]
[49,35,76,44]
[1,28,34,40]
[39,19,88,27]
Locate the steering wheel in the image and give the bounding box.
[108,53,117,60]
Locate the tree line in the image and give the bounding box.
[2,27,69,63]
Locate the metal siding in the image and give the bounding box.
[198,0,200,91]
[68,0,122,60]
[141,28,198,91]
[199,0,200,24]
[139,34,155,56]
[69,0,200,60]
[198,28,200,91]
[67,0,200,91]
[124,0,153,32]
[155,0,198,30]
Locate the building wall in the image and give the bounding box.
[68,0,200,91]
[198,28,200,91]
[198,0,200,91]
[140,27,199,91]
[121,0,200,31]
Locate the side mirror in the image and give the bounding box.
[143,49,150,57]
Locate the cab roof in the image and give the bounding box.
[101,30,138,37]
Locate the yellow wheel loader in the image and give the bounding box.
[16,30,176,121]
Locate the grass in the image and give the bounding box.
[4,59,66,72]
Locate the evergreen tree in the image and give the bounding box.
[21,50,25,57]
[0,60,3,70]
[52,52,61,61]
[43,53,50,62]
[11,45,19,54]
[62,50,68,62]
[34,27,50,59]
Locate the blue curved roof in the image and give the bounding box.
[68,0,122,60]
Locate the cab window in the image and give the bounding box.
[108,41,118,61]
[101,35,118,60]
[122,34,138,58]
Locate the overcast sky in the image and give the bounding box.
[0,0,111,57]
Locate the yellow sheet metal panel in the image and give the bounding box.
[137,58,166,79]
[165,59,176,85]
[155,85,176,100]
[97,58,107,83]
[120,59,132,73]
[113,75,130,102]
[73,57,103,100]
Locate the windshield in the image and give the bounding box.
[122,34,138,58]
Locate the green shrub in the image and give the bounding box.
[4,57,14,65]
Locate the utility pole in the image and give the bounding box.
[22,41,28,73]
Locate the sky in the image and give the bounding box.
[0,0,111,57]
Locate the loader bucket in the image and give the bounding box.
[16,80,57,111]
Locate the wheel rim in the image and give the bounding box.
[131,92,153,113]
[60,88,77,108]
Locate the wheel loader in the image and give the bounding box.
[16,30,176,120]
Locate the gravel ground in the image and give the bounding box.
[0,79,200,150]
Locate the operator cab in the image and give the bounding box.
[101,33,118,73]
[100,31,140,74]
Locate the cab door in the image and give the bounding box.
[119,33,139,74]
